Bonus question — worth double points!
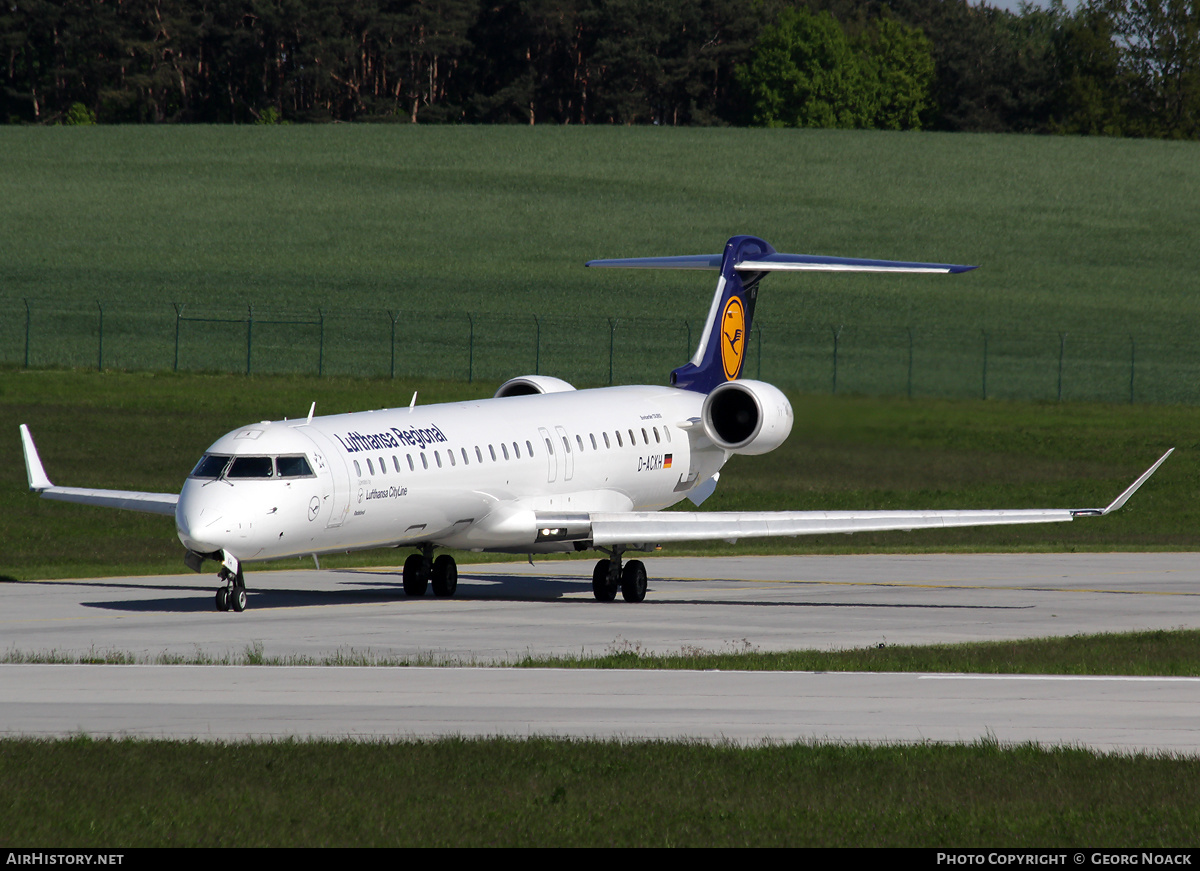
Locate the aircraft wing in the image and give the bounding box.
[585,449,1173,546]
[20,425,179,517]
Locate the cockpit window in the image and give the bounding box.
[276,455,314,478]
[226,456,274,478]
[191,454,231,479]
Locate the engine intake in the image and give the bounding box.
[494,376,576,398]
[701,380,793,455]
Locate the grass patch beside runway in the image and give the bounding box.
[7,629,1200,677]
[1,735,1198,846]
[2,369,1192,580]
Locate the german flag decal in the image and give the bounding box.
[664,454,673,469]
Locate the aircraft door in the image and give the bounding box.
[300,428,351,528]
[538,427,557,483]
[554,425,574,482]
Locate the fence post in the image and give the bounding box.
[96,301,103,371]
[173,303,184,372]
[831,326,842,394]
[608,318,617,385]
[467,312,475,383]
[387,310,398,379]
[318,308,325,377]
[1057,332,1066,402]
[1129,335,1135,404]
[533,315,541,375]
[981,330,989,400]
[246,305,253,376]
[906,327,914,399]
[23,299,30,368]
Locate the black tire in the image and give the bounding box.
[592,559,617,602]
[230,586,247,612]
[403,553,428,596]
[215,587,230,612]
[621,559,647,603]
[431,554,458,597]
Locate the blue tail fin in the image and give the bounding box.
[585,235,976,394]
[668,235,774,392]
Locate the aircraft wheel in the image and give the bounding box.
[403,553,429,597]
[592,559,618,602]
[431,555,458,597]
[215,587,230,612]
[621,560,648,603]
[230,586,247,612]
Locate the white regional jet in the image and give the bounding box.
[21,235,1172,612]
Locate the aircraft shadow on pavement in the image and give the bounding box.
[15,573,1033,613]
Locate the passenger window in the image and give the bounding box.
[502,444,510,460]
[576,435,584,451]
[590,434,597,450]
[664,427,671,443]
[407,455,415,471]
[462,448,469,465]
[378,456,386,474]
[393,456,401,473]
[545,438,554,455]
[562,436,570,454]
[353,460,362,477]
[489,445,497,461]
[367,458,375,475]
[513,441,521,459]
[435,451,442,468]
[448,450,456,467]
[603,433,610,449]
[526,440,534,456]
[629,429,636,445]
[616,431,623,447]
[475,446,483,463]
[653,427,660,444]
[421,453,428,470]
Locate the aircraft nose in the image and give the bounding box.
[175,481,229,554]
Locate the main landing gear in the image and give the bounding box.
[403,545,458,598]
[215,566,247,613]
[592,549,647,603]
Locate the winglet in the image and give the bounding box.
[1071,448,1173,517]
[19,424,54,491]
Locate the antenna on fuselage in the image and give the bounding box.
[306,402,315,425]
[409,392,418,412]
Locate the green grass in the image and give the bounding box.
[2,735,1198,846]
[9,630,1200,677]
[2,127,1199,400]
[3,368,1191,579]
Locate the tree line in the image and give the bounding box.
[2,0,1197,137]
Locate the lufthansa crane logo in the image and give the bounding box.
[720,296,745,381]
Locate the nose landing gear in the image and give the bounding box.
[215,565,247,612]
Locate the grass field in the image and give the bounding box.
[2,127,1199,400]
[4,735,1199,846]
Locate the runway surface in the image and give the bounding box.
[2,553,1199,750]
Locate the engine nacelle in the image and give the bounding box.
[701,379,793,455]
[494,376,576,398]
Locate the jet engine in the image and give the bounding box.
[701,379,793,455]
[494,376,577,398]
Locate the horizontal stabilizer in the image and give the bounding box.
[587,252,976,274]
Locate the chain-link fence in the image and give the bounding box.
[5,299,1197,405]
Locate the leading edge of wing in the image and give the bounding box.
[20,424,179,517]
[588,450,1173,546]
